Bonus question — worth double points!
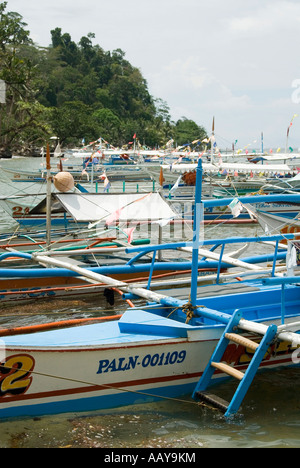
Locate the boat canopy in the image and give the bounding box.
[259,154,299,161]
[54,192,178,223]
[161,162,292,174]
[218,163,291,173]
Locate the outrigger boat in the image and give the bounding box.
[0,236,285,306]
[0,191,293,305]
[0,160,299,420]
[242,201,300,237]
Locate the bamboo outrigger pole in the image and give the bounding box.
[27,250,300,346]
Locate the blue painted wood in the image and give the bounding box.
[147,250,157,290]
[216,243,225,284]
[271,240,279,277]
[191,158,203,307]
[192,310,279,418]
[262,276,300,285]
[225,324,278,418]
[192,308,243,398]
[203,194,300,208]
[126,234,296,255]
[281,284,286,325]
[118,310,202,337]
[0,251,287,279]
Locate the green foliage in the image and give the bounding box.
[0,2,208,153]
[92,108,122,143]
[0,1,31,50]
[174,118,207,146]
[0,2,51,153]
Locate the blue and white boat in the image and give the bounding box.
[0,160,299,420]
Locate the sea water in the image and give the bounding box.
[0,157,299,449]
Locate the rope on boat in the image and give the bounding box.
[167,296,200,324]
[0,362,204,410]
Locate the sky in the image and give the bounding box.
[4,0,300,151]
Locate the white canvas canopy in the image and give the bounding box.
[55,192,178,223]
[160,163,217,173]
[217,163,291,173]
[160,162,291,174]
[259,154,299,161]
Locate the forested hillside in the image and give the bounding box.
[0,1,207,155]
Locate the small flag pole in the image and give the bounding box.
[210,117,215,164]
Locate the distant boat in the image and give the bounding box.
[244,203,300,234]
[248,153,300,165]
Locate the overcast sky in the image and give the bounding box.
[5,0,300,150]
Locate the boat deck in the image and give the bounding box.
[2,312,194,350]
[164,282,260,300]
[3,280,300,350]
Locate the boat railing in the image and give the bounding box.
[125,233,297,289]
[262,276,300,325]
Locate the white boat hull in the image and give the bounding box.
[0,309,299,419]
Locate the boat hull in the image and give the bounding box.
[0,310,299,419]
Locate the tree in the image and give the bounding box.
[0,5,208,152]
[50,28,80,66]
[92,108,122,143]
[50,101,97,145]
[79,33,96,63]
[0,2,51,154]
[174,117,207,147]
[0,2,31,50]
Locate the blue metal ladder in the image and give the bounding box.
[192,310,278,418]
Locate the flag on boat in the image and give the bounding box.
[106,208,122,226]
[170,175,182,192]
[123,227,135,243]
[287,114,298,136]
[100,172,111,192]
[81,169,89,181]
[228,198,243,218]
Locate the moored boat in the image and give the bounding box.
[0,160,299,421]
[0,233,299,419]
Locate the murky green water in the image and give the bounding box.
[0,366,299,448]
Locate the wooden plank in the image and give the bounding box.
[225,333,259,351]
[211,362,244,380]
